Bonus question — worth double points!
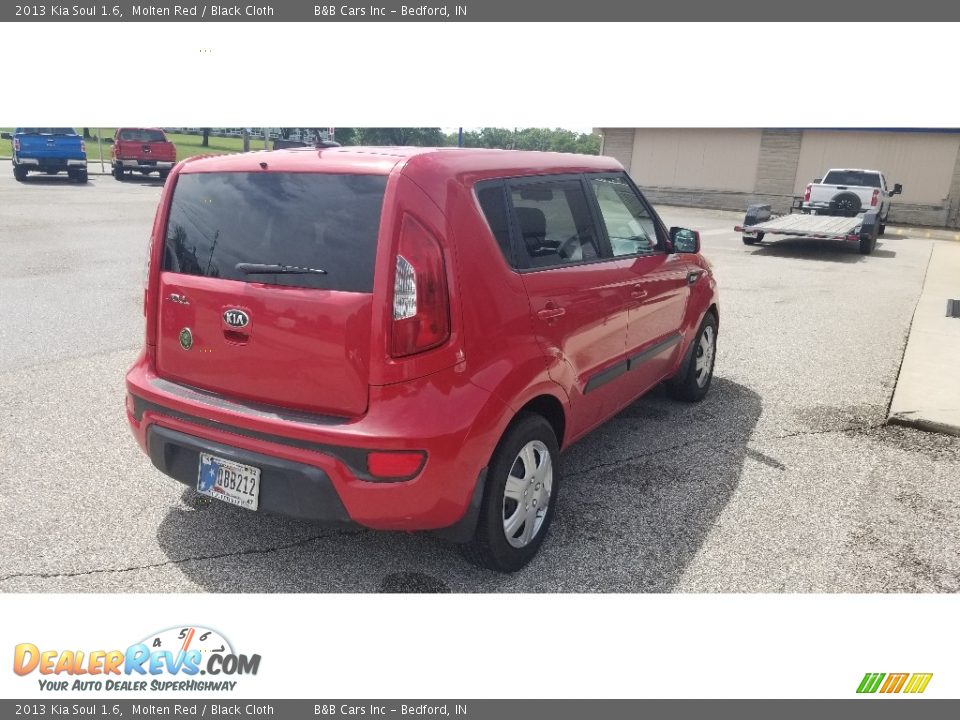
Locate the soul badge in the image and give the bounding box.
[179,328,193,350]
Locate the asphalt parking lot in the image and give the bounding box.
[1,173,958,593]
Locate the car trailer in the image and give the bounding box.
[735,202,881,255]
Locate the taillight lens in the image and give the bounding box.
[80,140,86,154]
[871,189,879,207]
[391,216,450,357]
[804,184,812,202]
[13,138,20,152]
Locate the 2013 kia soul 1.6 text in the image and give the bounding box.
[125,146,719,571]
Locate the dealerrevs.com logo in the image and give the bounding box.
[13,626,261,692]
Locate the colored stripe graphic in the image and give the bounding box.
[857,672,932,694]
[904,673,933,694]
[857,673,885,693]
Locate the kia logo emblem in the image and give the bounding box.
[223,309,249,328]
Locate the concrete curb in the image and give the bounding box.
[888,241,960,436]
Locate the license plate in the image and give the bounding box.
[197,453,260,511]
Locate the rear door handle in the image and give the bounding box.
[631,284,648,300]
[537,306,566,321]
[687,271,704,285]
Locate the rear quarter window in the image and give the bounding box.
[162,172,387,292]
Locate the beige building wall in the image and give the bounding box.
[629,128,762,192]
[795,131,960,204]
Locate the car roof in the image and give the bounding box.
[178,146,624,179]
[826,168,881,173]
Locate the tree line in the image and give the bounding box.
[292,127,601,154]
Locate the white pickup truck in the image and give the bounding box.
[802,168,902,233]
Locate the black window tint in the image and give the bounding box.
[822,170,881,188]
[476,182,513,264]
[589,175,659,256]
[163,172,387,292]
[509,180,601,269]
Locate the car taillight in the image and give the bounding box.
[80,140,86,154]
[804,184,812,202]
[13,138,20,152]
[871,189,879,207]
[391,215,450,357]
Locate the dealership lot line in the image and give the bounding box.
[1,176,958,593]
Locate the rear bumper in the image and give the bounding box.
[15,157,86,169]
[148,425,353,524]
[125,354,510,531]
[116,159,174,170]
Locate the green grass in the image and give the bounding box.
[0,128,267,160]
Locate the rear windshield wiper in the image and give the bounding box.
[235,263,328,275]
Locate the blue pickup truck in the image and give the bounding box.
[1,128,88,182]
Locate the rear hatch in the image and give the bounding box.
[15,128,84,159]
[116,128,176,162]
[155,170,388,417]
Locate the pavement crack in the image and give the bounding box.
[0,529,362,586]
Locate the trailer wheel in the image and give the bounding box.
[859,235,876,255]
[743,236,756,245]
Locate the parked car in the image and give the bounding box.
[802,168,902,233]
[2,128,87,182]
[125,147,719,571]
[111,128,177,180]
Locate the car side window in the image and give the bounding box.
[589,175,659,256]
[509,180,601,269]
[475,182,515,265]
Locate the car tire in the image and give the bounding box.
[461,413,560,572]
[13,165,27,182]
[830,192,862,216]
[667,313,718,403]
[159,170,170,180]
[113,165,124,181]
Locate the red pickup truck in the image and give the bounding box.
[111,128,177,180]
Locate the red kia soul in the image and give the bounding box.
[125,146,719,571]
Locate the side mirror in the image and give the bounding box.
[0,132,10,140]
[670,227,701,254]
[891,183,903,196]
[813,178,822,184]
[105,137,114,144]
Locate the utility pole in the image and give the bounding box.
[97,128,104,173]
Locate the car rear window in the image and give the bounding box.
[822,170,881,188]
[17,128,77,135]
[120,129,167,142]
[162,172,387,292]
